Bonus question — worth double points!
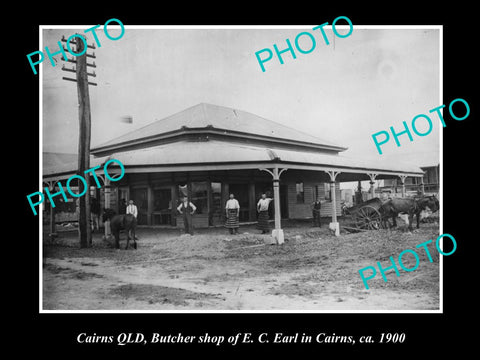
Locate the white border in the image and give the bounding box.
[39,24,443,314]
[39,27,44,314]
[438,27,444,313]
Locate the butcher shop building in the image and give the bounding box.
[43,103,426,239]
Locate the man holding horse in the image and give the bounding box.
[126,200,138,218]
[126,200,139,240]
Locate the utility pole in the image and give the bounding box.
[61,34,97,248]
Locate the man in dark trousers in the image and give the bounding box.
[177,196,197,235]
[311,199,322,227]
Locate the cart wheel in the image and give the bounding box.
[354,205,383,230]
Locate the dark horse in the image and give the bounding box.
[380,195,439,231]
[102,209,137,250]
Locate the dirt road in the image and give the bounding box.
[42,222,440,311]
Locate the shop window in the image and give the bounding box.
[324,183,332,201]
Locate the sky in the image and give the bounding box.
[41,25,440,171]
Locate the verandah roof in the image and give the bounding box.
[43,140,423,182]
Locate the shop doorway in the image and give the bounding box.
[152,187,173,225]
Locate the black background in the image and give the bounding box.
[13,2,477,356]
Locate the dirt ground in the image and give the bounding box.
[42,219,440,311]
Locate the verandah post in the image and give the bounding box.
[259,165,288,244]
[103,177,111,239]
[326,170,341,236]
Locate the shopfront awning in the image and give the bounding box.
[43,140,424,182]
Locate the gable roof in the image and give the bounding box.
[92,103,347,153]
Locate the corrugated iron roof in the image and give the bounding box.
[43,141,423,180]
[271,148,423,174]
[43,152,78,176]
[92,103,347,151]
[92,140,423,175]
[93,140,273,166]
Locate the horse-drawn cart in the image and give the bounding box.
[342,198,386,232]
[341,195,439,233]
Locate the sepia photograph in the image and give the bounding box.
[39,25,441,312]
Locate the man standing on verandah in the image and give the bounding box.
[225,193,240,234]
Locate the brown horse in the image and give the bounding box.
[380,195,439,231]
[102,209,137,250]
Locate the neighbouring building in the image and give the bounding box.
[380,164,439,196]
